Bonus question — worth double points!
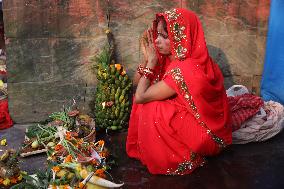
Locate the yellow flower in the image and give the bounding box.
[121,70,126,76]
[0,139,7,146]
[21,171,28,175]
[75,164,82,172]
[105,29,111,34]
[18,174,23,181]
[3,178,10,186]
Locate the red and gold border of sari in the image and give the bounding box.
[165,68,227,175]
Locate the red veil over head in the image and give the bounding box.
[153,8,232,152]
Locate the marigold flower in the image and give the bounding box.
[55,144,63,151]
[11,177,18,184]
[78,182,85,189]
[115,64,122,71]
[99,152,107,157]
[64,154,73,163]
[0,178,4,184]
[98,140,104,146]
[52,166,60,172]
[63,185,69,189]
[52,185,57,189]
[95,171,106,178]
[65,132,72,140]
[95,168,104,175]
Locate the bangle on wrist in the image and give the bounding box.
[142,67,155,80]
[137,64,144,76]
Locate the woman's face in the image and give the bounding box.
[155,20,171,55]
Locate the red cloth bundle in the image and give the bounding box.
[0,99,13,130]
[228,94,264,131]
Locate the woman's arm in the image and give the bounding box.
[135,58,176,104]
[135,77,176,104]
[135,28,176,104]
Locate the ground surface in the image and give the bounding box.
[1,124,284,189]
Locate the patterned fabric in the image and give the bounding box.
[232,101,284,144]
[228,94,264,131]
[126,8,232,175]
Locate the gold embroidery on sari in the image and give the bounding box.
[164,8,181,21]
[164,9,187,60]
[169,68,227,148]
[166,151,206,175]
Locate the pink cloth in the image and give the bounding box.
[232,101,284,144]
[228,94,264,131]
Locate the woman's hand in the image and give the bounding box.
[140,30,149,65]
[145,28,158,68]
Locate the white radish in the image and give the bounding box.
[80,169,124,188]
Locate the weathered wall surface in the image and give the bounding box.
[3,0,270,123]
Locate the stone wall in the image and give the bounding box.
[3,0,270,123]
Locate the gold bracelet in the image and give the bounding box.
[137,64,144,76]
[142,67,155,80]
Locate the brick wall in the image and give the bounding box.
[3,0,270,123]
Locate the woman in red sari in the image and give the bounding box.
[126,8,232,175]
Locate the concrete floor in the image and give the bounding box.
[1,124,284,189]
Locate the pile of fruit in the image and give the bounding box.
[20,108,96,157]
[92,47,132,131]
[12,107,123,188]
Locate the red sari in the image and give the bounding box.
[126,8,232,175]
